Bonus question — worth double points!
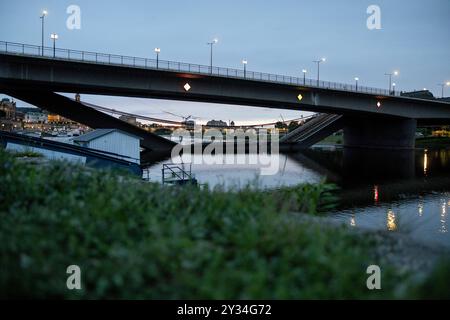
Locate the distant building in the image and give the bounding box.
[206,119,228,127]
[17,107,44,114]
[15,111,25,122]
[73,129,142,164]
[47,113,74,124]
[119,115,137,125]
[0,98,16,119]
[25,112,48,123]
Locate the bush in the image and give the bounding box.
[0,149,448,299]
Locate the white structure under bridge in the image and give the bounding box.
[73,129,142,164]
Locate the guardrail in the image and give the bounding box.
[162,163,195,185]
[0,40,400,97]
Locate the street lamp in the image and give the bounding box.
[313,57,326,86]
[154,48,161,68]
[242,59,247,78]
[207,38,218,74]
[392,82,396,94]
[302,69,307,85]
[50,33,58,58]
[384,70,399,94]
[437,82,450,98]
[40,10,48,56]
[354,77,359,91]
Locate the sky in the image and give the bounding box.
[0,0,449,124]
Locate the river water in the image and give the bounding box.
[142,146,450,248]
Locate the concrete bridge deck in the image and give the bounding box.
[1,41,449,120]
[1,41,449,150]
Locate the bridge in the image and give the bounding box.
[81,100,312,128]
[1,41,450,151]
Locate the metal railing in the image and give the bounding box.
[162,163,195,185]
[0,40,400,97]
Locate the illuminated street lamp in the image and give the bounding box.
[207,38,218,74]
[313,57,326,86]
[50,33,58,58]
[437,81,450,98]
[392,82,396,94]
[302,69,307,85]
[154,48,161,68]
[385,70,399,94]
[242,59,247,78]
[354,77,359,91]
[40,10,48,56]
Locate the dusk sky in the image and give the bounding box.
[1,0,449,124]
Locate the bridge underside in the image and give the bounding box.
[2,53,450,120]
[1,53,450,151]
[1,87,430,151]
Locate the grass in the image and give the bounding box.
[0,149,448,299]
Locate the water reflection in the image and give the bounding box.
[350,213,356,227]
[418,198,424,217]
[373,185,379,204]
[142,147,450,247]
[440,199,447,234]
[143,153,322,189]
[387,209,397,231]
[424,149,428,176]
[320,147,450,247]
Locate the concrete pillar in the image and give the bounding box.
[342,148,415,182]
[343,116,417,149]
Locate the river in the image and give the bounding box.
[142,146,450,248]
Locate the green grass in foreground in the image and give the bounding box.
[0,149,448,299]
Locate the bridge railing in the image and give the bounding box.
[0,41,400,97]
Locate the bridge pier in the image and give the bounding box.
[343,116,417,149]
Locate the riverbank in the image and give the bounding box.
[317,136,450,149]
[0,149,449,299]
[416,136,450,148]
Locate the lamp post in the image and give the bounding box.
[385,70,399,94]
[242,59,247,78]
[207,38,218,74]
[313,58,326,86]
[354,77,359,91]
[392,82,396,94]
[438,82,450,98]
[40,10,48,56]
[50,33,58,58]
[302,69,307,85]
[154,48,160,68]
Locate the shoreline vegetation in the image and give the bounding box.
[0,149,449,299]
[415,136,450,148]
[318,135,450,148]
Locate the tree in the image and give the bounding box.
[288,121,299,132]
[275,121,287,129]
